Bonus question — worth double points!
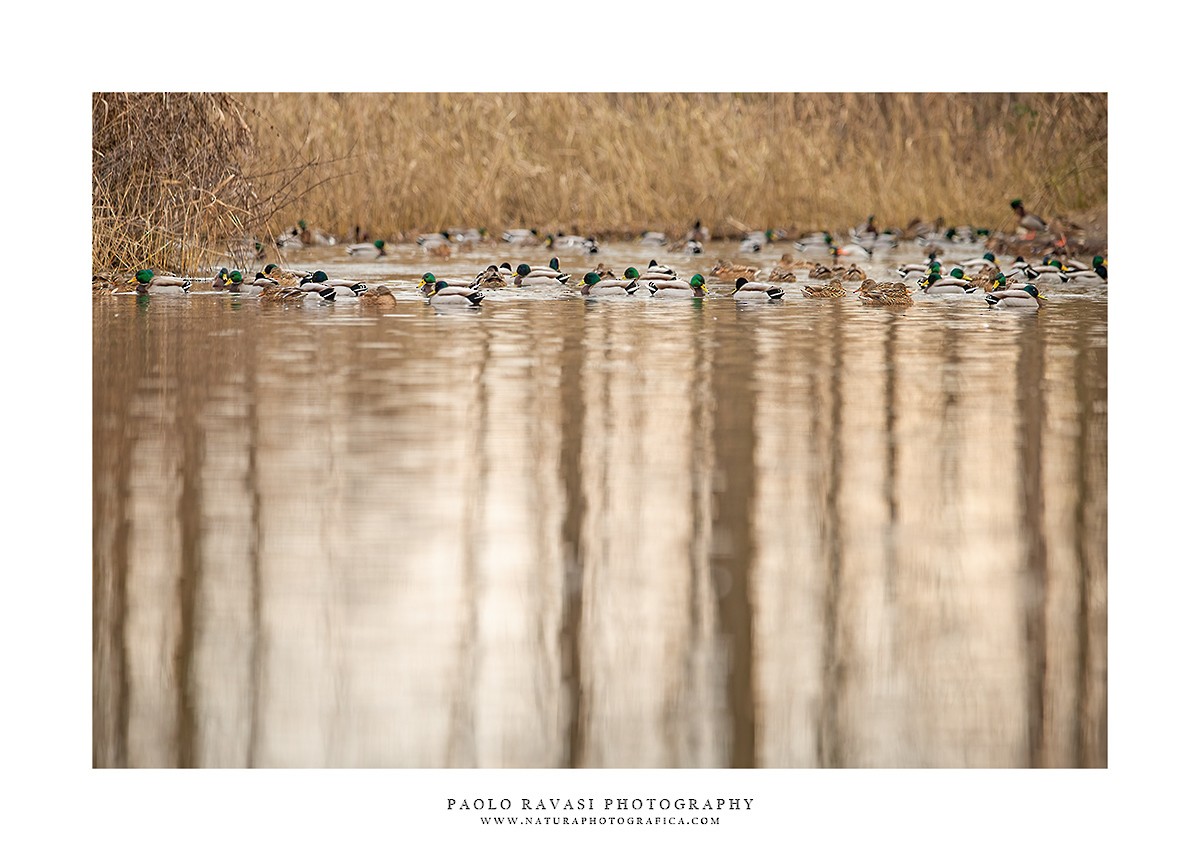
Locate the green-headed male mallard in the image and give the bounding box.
[347,239,386,258]
[299,270,369,297]
[985,284,1044,309]
[581,268,641,296]
[1063,255,1108,282]
[920,268,974,295]
[130,269,191,295]
[648,274,707,298]
[227,271,280,296]
[732,277,785,301]
[429,280,484,306]
[514,262,569,287]
[1010,199,1049,235]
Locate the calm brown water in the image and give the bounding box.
[92,241,1107,767]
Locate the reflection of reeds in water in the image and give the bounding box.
[575,305,727,767]
[92,299,1107,767]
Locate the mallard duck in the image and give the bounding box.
[803,279,846,298]
[732,277,785,301]
[793,231,834,253]
[299,270,368,296]
[668,238,704,254]
[514,262,569,287]
[1063,255,1107,282]
[759,267,797,283]
[583,264,618,282]
[774,253,809,272]
[840,263,867,282]
[130,269,191,295]
[687,220,711,243]
[418,271,480,293]
[417,272,440,296]
[93,274,119,294]
[227,271,280,296]
[808,263,836,280]
[295,220,337,246]
[648,274,707,298]
[743,228,787,246]
[275,227,304,249]
[502,228,544,246]
[548,233,592,252]
[418,231,450,245]
[959,251,998,270]
[261,263,308,286]
[358,285,398,307]
[1010,199,1049,235]
[581,269,640,297]
[920,268,974,295]
[967,269,997,292]
[848,226,899,254]
[429,280,484,306]
[1025,258,1069,284]
[856,279,913,307]
[711,260,759,281]
[472,265,510,289]
[347,239,386,258]
[985,284,1044,309]
[640,230,668,246]
[643,260,681,277]
[445,227,485,244]
[941,225,984,245]
[833,242,873,262]
[897,252,943,279]
[258,284,310,303]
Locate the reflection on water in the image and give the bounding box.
[93,245,1106,767]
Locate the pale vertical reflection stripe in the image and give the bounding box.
[678,312,723,767]
[473,321,564,766]
[752,314,826,768]
[1040,329,1089,766]
[396,323,484,767]
[578,307,720,767]
[253,356,341,766]
[125,410,182,767]
[892,322,1026,767]
[193,387,256,767]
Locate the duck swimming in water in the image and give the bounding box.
[130,269,191,295]
[731,277,785,301]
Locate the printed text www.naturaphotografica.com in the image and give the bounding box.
[449,797,752,827]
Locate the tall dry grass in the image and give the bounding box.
[92,93,337,273]
[240,92,1107,241]
[93,93,1106,270]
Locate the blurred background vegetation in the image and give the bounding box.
[93,92,1107,273]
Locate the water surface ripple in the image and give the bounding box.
[93,242,1107,767]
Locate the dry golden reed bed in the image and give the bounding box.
[93,93,1106,272]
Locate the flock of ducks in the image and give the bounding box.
[102,244,1106,312]
[97,203,1105,312]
